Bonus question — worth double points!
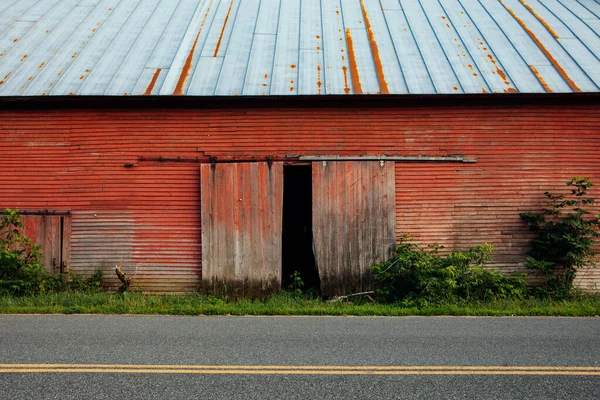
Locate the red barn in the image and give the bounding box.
[1,0,599,295]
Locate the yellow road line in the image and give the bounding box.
[1,364,599,376]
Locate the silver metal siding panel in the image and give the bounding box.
[145,0,199,69]
[131,66,167,94]
[104,0,178,95]
[498,0,597,91]
[478,0,571,92]
[563,0,600,19]
[383,7,435,93]
[240,0,279,95]
[159,0,214,95]
[186,56,223,94]
[321,0,351,95]
[298,0,324,95]
[18,0,61,22]
[420,0,491,93]
[400,0,459,93]
[379,0,401,10]
[0,5,94,95]
[243,34,277,95]
[2,0,600,96]
[50,0,140,95]
[441,0,512,93]
[182,0,236,94]
[213,0,260,96]
[255,0,280,35]
[23,0,119,96]
[0,0,39,34]
[458,0,545,92]
[361,0,407,94]
[340,0,379,93]
[541,0,600,86]
[0,20,33,60]
[0,0,78,93]
[0,1,22,19]
[270,0,299,95]
[79,0,161,95]
[197,0,237,58]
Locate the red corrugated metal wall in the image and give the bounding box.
[1,102,599,292]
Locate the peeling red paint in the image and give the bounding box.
[504,88,518,93]
[345,29,362,94]
[519,0,559,39]
[453,86,459,91]
[529,65,552,93]
[290,64,296,69]
[20,55,27,62]
[360,0,389,94]
[500,0,580,92]
[143,68,162,95]
[174,4,213,95]
[214,0,234,57]
[482,88,488,93]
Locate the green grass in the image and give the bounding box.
[0,292,599,316]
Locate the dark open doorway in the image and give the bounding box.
[282,165,319,293]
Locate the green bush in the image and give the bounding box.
[0,209,48,295]
[372,234,528,306]
[1,209,103,296]
[520,177,600,296]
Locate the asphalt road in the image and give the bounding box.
[0,315,599,399]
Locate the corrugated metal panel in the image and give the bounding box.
[0,104,598,292]
[200,162,283,296]
[2,0,600,95]
[312,161,396,297]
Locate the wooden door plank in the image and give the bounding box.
[313,161,396,297]
[201,162,283,297]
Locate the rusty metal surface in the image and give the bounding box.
[0,0,599,96]
[312,161,396,297]
[201,162,283,296]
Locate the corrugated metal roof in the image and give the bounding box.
[0,0,599,96]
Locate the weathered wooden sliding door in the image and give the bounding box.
[201,162,283,297]
[312,161,396,297]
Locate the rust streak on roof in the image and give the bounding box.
[529,65,552,92]
[174,4,213,95]
[143,68,162,95]
[345,28,362,94]
[342,65,350,94]
[360,0,388,94]
[519,0,559,39]
[317,65,322,94]
[500,0,580,92]
[214,0,234,57]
